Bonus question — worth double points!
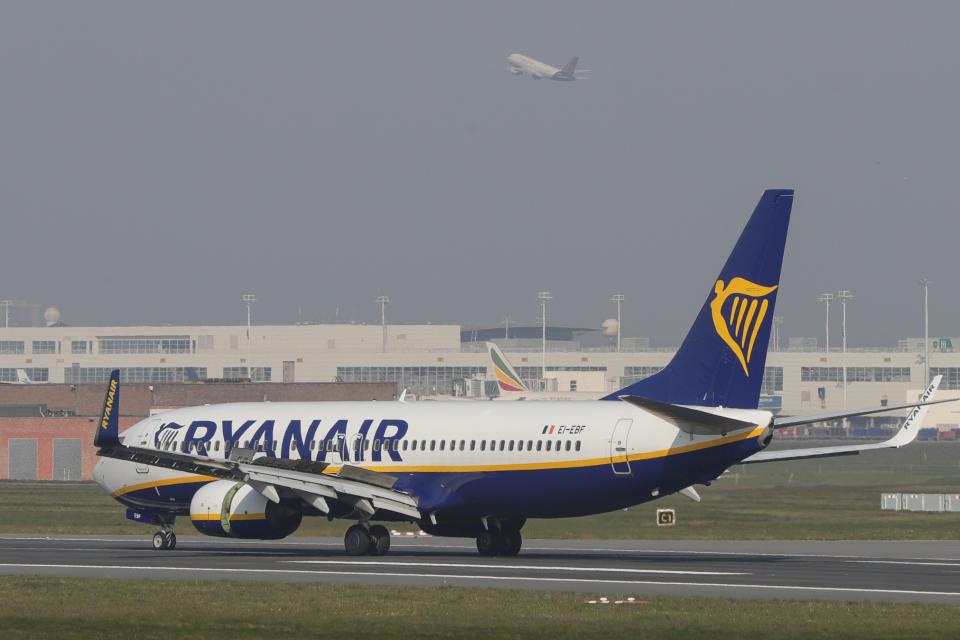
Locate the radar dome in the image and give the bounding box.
[44,307,62,326]
[601,318,619,337]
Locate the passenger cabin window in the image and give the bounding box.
[215,441,221,452]
[527,440,533,451]
[480,440,486,451]
[402,440,408,451]
[499,440,505,451]
[546,441,552,451]
[439,440,445,451]
[575,441,581,452]
[470,440,476,451]
[450,440,455,451]
[430,440,436,451]
[536,441,542,451]
[508,440,514,451]
[460,440,465,451]
[565,440,572,451]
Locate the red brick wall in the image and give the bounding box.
[0,382,396,417]
[0,417,139,481]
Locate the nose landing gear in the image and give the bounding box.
[152,527,177,550]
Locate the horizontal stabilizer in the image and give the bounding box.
[743,376,942,464]
[619,395,762,435]
[773,394,955,428]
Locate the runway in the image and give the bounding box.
[1,534,960,605]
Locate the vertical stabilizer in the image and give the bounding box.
[604,189,794,408]
[487,342,529,392]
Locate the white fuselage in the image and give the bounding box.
[95,400,771,521]
[507,53,562,79]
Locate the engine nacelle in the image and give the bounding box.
[190,480,302,539]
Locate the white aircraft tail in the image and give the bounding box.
[16,369,32,384]
[486,342,528,392]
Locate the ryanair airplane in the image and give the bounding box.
[93,189,949,556]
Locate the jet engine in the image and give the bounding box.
[190,480,302,539]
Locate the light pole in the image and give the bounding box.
[242,294,256,371]
[376,295,389,352]
[818,293,833,352]
[537,291,552,390]
[772,316,783,352]
[242,294,256,340]
[837,290,854,422]
[612,294,625,352]
[919,278,931,385]
[0,300,11,329]
[502,315,512,340]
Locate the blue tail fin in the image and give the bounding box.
[93,369,121,447]
[604,189,794,408]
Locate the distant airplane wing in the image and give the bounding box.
[741,376,942,464]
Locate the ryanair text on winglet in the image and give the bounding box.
[100,379,118,430]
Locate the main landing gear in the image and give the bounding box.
[152,528,177,551]
[344,523,391,556]
[476,527,522,557]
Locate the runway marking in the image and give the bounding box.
[1,536,959,563]
[1,563,960,599]
[847,560,960,568]
[282,560,748,576]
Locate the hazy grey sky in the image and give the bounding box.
[2,1,958,346]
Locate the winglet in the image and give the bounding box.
[887,374,942,448]
[93,369,121,448]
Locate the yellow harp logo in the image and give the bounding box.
[710,277,778,376]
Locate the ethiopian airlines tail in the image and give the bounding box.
[487,342,528,392]
[603,189,794,408]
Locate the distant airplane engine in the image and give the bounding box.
[190,480,302,539]
[510,67,523,75]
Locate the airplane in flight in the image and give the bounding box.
[507,53,583,81]
[92,189,951,557]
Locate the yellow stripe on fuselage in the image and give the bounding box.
[321,426,766,474]
[111,474,219,498]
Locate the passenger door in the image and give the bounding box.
[610,418,633,475]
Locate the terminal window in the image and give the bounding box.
[65,367,207,384]
[223,367,248,379]
[801,367,843,382]
[98,336,191,354]
[0,341,24,355]
[0,368,48,382]
[251,367,272,382]
[70,341,87,354]
[762,367,783,393]
[622,366,664,386]
[32,340,56,354]
[931,368,960,390]
[845,367,910,383]
[337,366,486,395]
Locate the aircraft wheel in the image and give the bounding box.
[152,532,168,551]
[476,530,498,556]
[344,524,371,556]
[500,529,522,557]
[368,525,391,556]
[164,531,177,550]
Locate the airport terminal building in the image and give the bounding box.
[0,322,958,428]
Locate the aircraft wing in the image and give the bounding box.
[741,375,942,464]
[96,443,421,520]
